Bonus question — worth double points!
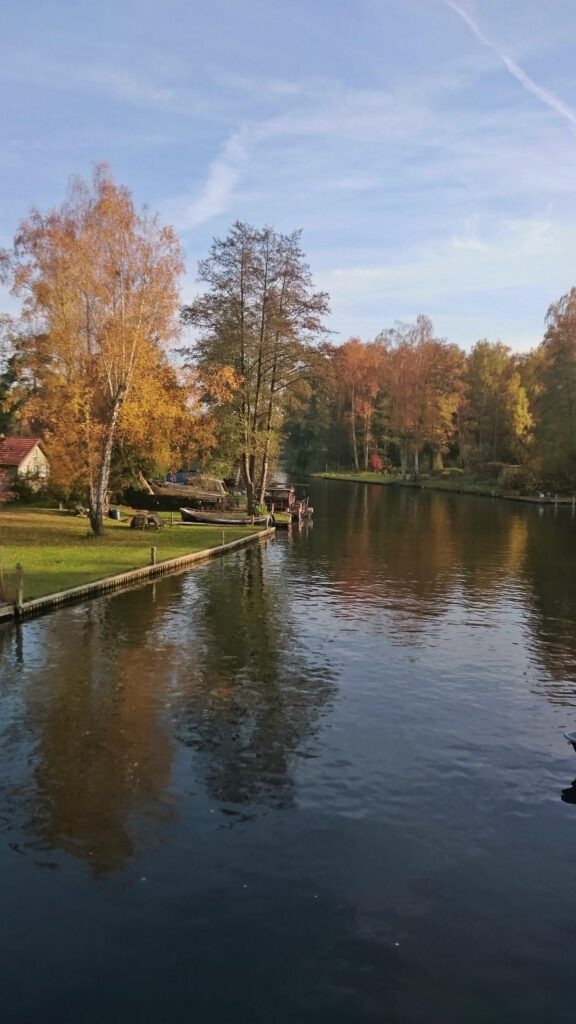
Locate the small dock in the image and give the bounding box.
[266,484,313,525]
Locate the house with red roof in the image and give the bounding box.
[0,437,50,495]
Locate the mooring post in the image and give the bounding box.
[15,563,24,609]
[150,546,157,565]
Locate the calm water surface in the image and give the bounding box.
[2,482,576,1023]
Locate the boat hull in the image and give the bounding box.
[180,508,269,526]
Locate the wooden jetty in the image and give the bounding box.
[265,483,313,524]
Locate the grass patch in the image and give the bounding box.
[314,471,397,486]
[0,506,262,602]
[313,471,576,505]
[313,470,502,495]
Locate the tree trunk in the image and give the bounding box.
[89,397,122,536]
[241,451,257,515]
[363,410,371,470]
[400,438,408,479]
[350,387,359,470]
[137,471,155,494]
[257,333,281,508]
[258,444,270,509]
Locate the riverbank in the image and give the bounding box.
[312,471,576,505]
[0,507,270,619]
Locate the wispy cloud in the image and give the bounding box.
[0,52,212,115]
[164,131,248,231]
[208,67,302,99]
[443,0,576,134]
[315,214,575,347]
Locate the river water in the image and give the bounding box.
[1,481,576,1023]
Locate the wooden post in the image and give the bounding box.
[221,530,225,546]
[170,511,174,526]
[15,563,24,608]
[150,546,157,565]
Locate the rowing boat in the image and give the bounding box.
[179,507,270,526]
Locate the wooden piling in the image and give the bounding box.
[5,528,276,624]
[15,563,24,609]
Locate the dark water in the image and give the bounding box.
[2,482,576,1023]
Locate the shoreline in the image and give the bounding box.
[0,527,275,625]
[312,472,576,507]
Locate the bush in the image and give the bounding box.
[470,461,508,483]
[538,465,576,495]
[0,468,15,503]
[10,476,51,504]
[498,466,537,493]
[440,467,464,478]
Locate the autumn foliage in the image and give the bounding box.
[283,313,550,487]
[2,168,576,507]
[3,167,188,533]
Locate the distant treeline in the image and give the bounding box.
[283,296,576,493]
[2,166,576,511]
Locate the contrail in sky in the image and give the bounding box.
[444,0,576,134]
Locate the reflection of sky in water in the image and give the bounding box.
[2,485,576,1022]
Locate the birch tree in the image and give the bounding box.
[4,166,183,534]
[529,289,576,484]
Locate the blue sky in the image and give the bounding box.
[1,0,576,350]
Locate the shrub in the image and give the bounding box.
[440,467,464,478]
[499,466,537,493]
[475,461,507,483]
[0,473,15,503]
[10,476,55,505]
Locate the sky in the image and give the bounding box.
[1,0,576,351]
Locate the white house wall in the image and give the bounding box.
[18,447,49,480]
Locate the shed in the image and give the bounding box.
[265,484,295,512]
[0,437,50,489]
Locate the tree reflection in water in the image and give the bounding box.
[312,481,576,705]
[174,544,336,810]
[2,585,183,875]
[0,542,335,873]
[2,488,576,877]
[521,506,576,706]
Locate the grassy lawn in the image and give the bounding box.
[0,507,262,602]
[311,471,512,495]
[314,469,486,488]
[313,470,516,496]
[314,471,397,486]
[313,470,575,501]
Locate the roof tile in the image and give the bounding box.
[0,437,44,467]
